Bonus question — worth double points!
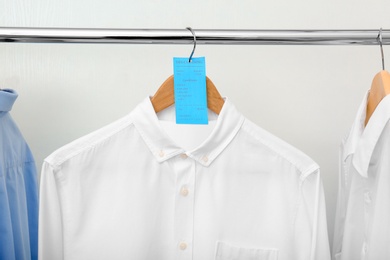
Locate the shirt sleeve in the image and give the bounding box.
[295,169,331,260]
[38,162,64,260]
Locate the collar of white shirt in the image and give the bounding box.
[344,91,390,178]
[342,91,368,163]
[130,97,245,167]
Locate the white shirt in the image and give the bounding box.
[333,92,390,260]
[39,97,330,260]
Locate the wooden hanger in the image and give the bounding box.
[151,28,224,115]
[365,70,390,126]
[365,29,390,126]
[150,75,224,114]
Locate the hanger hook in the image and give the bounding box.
[377,28,385,70]
[186,27,196,63]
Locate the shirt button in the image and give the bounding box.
[362,244,367,255]
[180,187,189,197]
[364,192,372,203]
[179,242,187,250]
[180,153,188,159]
[158,150,165,157]
[201,156,208,163]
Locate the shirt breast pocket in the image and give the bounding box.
[215,241,279,260]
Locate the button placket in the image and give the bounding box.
[362,186,372,260]
[364,191,371,215]
[172,154,196,260]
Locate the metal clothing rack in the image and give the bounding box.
[0,27,390,45]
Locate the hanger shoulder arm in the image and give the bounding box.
[206,76,224,114]
[365,70,390,125]
[150,75,175,113]
[151,75,225,115]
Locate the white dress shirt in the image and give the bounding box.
[39,97,330,260]
[333,92,390,260]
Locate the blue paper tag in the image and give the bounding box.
[173,57,208,124]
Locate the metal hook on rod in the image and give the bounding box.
[378,28,385,70]
[186,27,196,63]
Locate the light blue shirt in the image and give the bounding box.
[0,89,38,260]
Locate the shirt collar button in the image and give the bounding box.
[158,150,165,157]
[179,242,187,250]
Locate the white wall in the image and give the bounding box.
[1,0,390,249]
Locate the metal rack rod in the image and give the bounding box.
[0,27,389,45]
